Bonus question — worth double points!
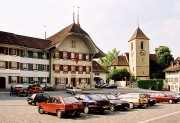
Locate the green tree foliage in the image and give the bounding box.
[98,48,120,70]
[109,68,130,81]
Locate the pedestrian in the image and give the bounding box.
[10,85,13,96]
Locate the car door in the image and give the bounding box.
[37,94,43,102]
[51,98,63,113]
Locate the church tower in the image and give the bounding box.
[128,27,150,80]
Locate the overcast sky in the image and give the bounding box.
[0,0,180,58]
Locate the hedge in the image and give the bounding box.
[137,79,164,90]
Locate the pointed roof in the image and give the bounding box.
[47,23,105,58]
[93,61,108,73]
[129,27,149,42]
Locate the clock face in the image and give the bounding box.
[140,50,146,56]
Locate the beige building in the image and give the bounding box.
[110,27,151,80]
[47,23,105,89]
[164,57,180,91]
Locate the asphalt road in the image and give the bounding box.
[0,88,179,123]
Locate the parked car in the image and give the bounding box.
[147,97,157,106]
[97,94,130,111]
[94,83,106,88]
[116,93,148,108]
[41,83,55,91]
[66,86,82,94]
[38,96,84,118]
[148,92,179,103]
[12,84,29,96]
[173,92,180,101]
[27,93,50,106]
[75,93,110,114]
[28,87,44,94]
[104,84,117,89]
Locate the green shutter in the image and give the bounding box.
[38,77,42,83]
[20,50,23,57]
[29,77,33,84]
[20,63,23,70]
[47,77,49,83]
[38,52,42,59]
[28,51,33,58]
[28,64,33,71]
[20,77,23,84]
[47,65,49,71]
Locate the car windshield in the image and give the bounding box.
[139,94,146,98]
[88,95,102,100]
[106,95,118,100]
[36,88,42,91]
[63,97,80,103]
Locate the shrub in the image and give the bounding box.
[137,79,163,90]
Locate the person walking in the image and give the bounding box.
[10,85,13,96]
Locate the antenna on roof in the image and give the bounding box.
[73,6,75,23]
[136,18,139,27]
[44,26,46,39]
[77,7,80,26]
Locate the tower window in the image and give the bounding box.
[141,41,144,49]
[131,42,133,50]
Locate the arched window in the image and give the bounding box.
[141,41,144,49]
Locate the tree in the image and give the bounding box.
[155,46,174,69]
[109,68,130,81]
[98,48,120,70]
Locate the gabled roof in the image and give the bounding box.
[0,31,51,49]
[110,55,129,66]
[93,61,108,73]
[47,23,88,47]
[47,23,105,58]
[129,27,149,42]
[164,65,180,72]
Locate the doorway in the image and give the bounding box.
[0,77,6,88]
[71,78,76,87]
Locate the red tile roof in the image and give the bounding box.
[110,55,129,66]
[93,61,108,73]
[129,27,149,42]
[0,31,51,49]
[164,65,180,72]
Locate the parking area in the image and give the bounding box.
[0,88,180,123]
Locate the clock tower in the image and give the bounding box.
[128,27,150,80]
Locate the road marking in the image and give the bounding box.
[138,111,180,123]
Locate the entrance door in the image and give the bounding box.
[0,77,6,88]
[71,78,76,87]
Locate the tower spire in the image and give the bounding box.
[73,6,75,23]
[77,7,80,26]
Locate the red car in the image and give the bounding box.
[148,93,179,103]
[38,96,84,118]
[29,87,44,94]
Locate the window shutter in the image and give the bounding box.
[76,66,78,72]
[60,65,63,71]
[5,48,8,55]
[17,62,20,69]
[20,77,23,84]
[89,54,92,61]
[9,76,12,84]
[47,65,49,71]
[9,62,12,69]
[38,52,41,59]
[83,54,86,61]
[9,48,12,55]
[17,49,20,56]
[89,66,91,72]
[88,78,90,84]
[66,78,68,84]
[28,51,33,58]
[83,66,86,72]
[68,65,71,71]
[68,52,71,59]
[79,78,81,84]
[60,51,63,59]
[20,50,23,57]
[47,53,49,59]
[53,64,55,71]
[5,61,8,69]
[55,78,57,85]
[17,76,20,84]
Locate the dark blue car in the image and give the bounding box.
[75,94,110,114]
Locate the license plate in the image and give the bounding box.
[73,105,77,109]
[103,106,108,108]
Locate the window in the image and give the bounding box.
[86,54,89,61]
[33,64,38,70]
[0,61,5,69]
[63,52,68,59]
[12,62,17,69]
[63,65,68,72]
[131,42,133,50]
[33,77,38,82]
[79,66,83,73]
[11,76,17,83]
[42,53,47,59]
[71,40,76,48]
[42,77,47,83]
[95,73,99,76]
[23,63,28,70]
[33,52,38,58]
[56,78,66,84]
[0,47,4,54]
[86,66,90,73]
[55,51,59,58]
[141,41,144,49]
[79,53,83,60]
[23,77,28,83]
[42,65,47,71]
[55,64,60,71]
[71,66,75,73]
[71,52,75,60]
[12,49,17,55]
[23,50,28,57]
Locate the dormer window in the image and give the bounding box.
[71,40,76,48]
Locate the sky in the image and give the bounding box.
[0,0,180,58]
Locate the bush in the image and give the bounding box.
[137,79,163,91]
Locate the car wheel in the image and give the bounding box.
[57,110,62,118]
[168,99,173,104]
[84,106,90,114]
[129,102,134,109]
[110,104,115,112]
[38,106,44,114]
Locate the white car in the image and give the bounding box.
[66,87,82,94]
